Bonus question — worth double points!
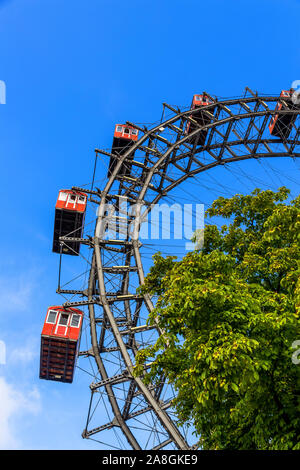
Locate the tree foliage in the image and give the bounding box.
[135,187,300,449]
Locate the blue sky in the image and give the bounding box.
[0,0,300,450]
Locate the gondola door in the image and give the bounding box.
[65,193,77,210]
[55,311,70,337]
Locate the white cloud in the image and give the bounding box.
[0,272,37,313]
[9,344,37,364]
[0,376,41,449]
[7,334,39,366]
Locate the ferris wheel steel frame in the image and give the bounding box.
[57,88,300,450]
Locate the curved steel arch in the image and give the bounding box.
[58,89,300,450]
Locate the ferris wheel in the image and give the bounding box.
[39,86,300,450]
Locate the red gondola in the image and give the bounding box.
[185,94,215,146]
[108,124,139,177]
[39,306,83,383]
[269,89,299,138]
[52,190,87,256]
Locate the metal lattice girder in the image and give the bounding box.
[57,88,300,450]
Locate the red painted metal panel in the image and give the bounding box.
[41,306,83,340]
[114,124,139,141]
[55,190,87,212]
[192,94,214,108]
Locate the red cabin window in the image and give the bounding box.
[58,192,68,202]
[58,313,69,326]
[71,314,81,327]
[46,310,58,324]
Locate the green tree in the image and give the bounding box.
[135,187,300,449]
